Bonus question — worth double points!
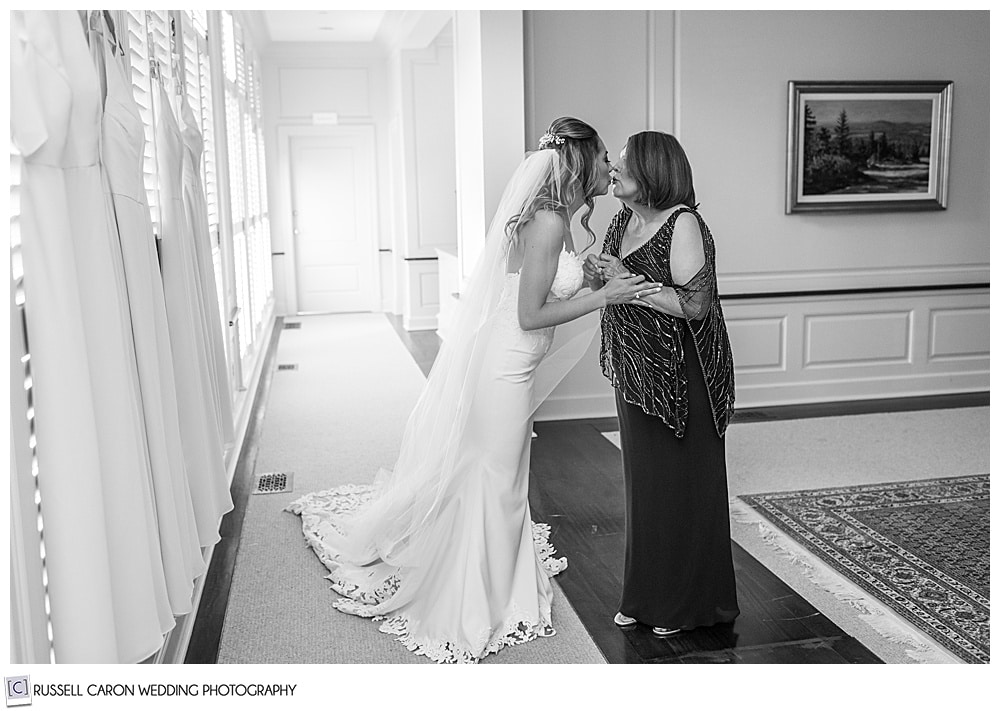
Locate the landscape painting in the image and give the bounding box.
[785,81,953,213]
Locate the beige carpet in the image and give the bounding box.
[603,405,989,663]
[217,313,604,664]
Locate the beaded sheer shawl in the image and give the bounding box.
[600,206,735,438]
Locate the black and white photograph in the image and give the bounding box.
[6,6,991,709]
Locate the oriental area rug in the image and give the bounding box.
[739,474,989,664]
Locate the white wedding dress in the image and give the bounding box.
[286,247,586,663]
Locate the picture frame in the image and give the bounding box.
[785,80,953,214]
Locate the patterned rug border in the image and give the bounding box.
[729,499,960,664]
[739,474,989,664]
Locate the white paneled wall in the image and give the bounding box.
[400,41,456,257]
[527,10,988,417]
[261,42,391,318]
[402,261,441,331]
[452,11,525,282]
[394,29,457,330]
[260,10,986,409]
[726,289,989,408]
[262,21,456,330]
[277,67,371,115]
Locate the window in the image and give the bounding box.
[122,9,272,380]
[184,11,220,251]
[11,9,275,663]
[220,10,271,363]
[178,10,226,336]
[10,138,54,663]
[125,11,162,234]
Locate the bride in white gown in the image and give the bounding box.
[286,117,662,663]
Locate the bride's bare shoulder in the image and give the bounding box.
[520,209,566,250]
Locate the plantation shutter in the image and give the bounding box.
[11,129,53,665]
[178,11,219,246]
[146,10,171,88]
[125,11,160,234]
[195,19,220,251]
[179,12,202,122]
[253,56,272,296]
[259,126,272,296]
[221,11,248,356]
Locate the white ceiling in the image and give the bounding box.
[263,10,388,44]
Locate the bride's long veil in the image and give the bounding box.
[336,149,599,567]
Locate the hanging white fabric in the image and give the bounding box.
[154,78,235,547]
[12,9,119,664]
[92,9,206,617]
[179,93,236,449]
[12,10,176,663]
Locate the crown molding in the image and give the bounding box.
[376,10,453,53]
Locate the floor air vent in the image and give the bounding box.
[253,471,294,495]
[277,363,298,371]
[283,321,302,329]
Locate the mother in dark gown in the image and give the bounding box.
[583,130,740,636]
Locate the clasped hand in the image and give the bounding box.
[583,253,630,282]
[585,253,661,306]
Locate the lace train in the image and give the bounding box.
[375,603,555,664]
[285,484,568,663]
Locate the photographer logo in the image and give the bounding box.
[4,677,31,707]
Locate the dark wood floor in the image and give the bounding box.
[184,318,284,663]
[184,313,984,663]
[385,314,440,377]
[381,315,989,663]
[529,417,879,663]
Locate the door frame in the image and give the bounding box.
[275,124,381,315]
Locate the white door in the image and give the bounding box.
[289,131,377,313]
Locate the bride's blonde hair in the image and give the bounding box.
[506,117,604,251]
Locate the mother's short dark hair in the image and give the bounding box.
[624,131,697,210]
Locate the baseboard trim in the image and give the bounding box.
[734,372,989,410]
[733,391,988,422]
[536,393,616,422]
[152,311,280,665]
[539,389,988,425]
[402,314,438,332]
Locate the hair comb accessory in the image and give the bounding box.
[538,132,566,150]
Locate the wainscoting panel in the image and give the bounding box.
[728,316,786,373]
[418,271,439,309]
[725,288,988,408]
[402,259,440,331]
[928,307,990,362]
[439,287,987,419]
[803,310,913,368]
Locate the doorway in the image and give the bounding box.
[285,126,378,314]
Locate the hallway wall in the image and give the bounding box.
[257,11,987,416]
[526,9,989,418]
[261,28,456,328]
[679,10,988,293]
[526,10,655,419]
[392,31,458,330]
[260,42,394,316]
